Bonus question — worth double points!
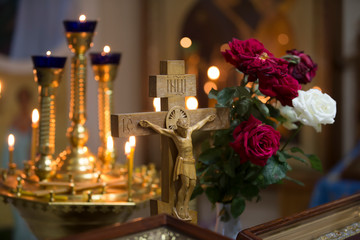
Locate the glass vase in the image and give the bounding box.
[214,203,242,239]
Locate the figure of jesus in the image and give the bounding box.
[139,114,216,221]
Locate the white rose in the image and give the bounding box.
[292,89,336,132]
[278,104,298,130]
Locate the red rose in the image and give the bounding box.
[258,73,301,106]
[286,49,317,84]
[222,38,288,81]
[229,115,281,166]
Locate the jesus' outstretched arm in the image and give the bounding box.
[190,114,216,132]
[139,120,173,138]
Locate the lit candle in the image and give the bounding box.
[63,14,97,33]
[90,45,121,65]
[125,141,133,201]
[129,136,136,150]
[107,136,114,152]
[102,45,110,55]
[32,50,67,68]
[0,80,2,98]
[8,134,15,170]
[31,109,39,162]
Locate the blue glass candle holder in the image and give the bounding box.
[32,56,67,68]
[63,20,97,32]
[90,53,121,65]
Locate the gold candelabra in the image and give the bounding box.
[32,58,66,180]
[0,17,160,240]
[57,32,97,180]
[91,52,121,168]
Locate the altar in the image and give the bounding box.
[0,1,358,240]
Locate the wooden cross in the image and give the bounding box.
[111,60,229,223]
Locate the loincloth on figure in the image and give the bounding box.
[173,156,196,181]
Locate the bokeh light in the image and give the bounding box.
[277,33,289,45]
[180,37,192,48]
[186,97,198,110]
[203,81,218,94]
[153,98,161,112]
[207,66,220,80]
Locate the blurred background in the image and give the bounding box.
[0,0,359,238]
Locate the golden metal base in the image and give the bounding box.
[57,147,97,181]
[0,164,160,240]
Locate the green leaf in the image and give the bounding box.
[240,185,259,200]
[268,104,281,118]
[198,148,222,165]
[253,98,270,117]
[290,146,305,155]
[262,157,287,185]
[213,129,232,147]
[234,86,251,98]
[223,160,236,178]
[235,98,252,117]
[205,187,221,204]
[231,197,246,218]
[219,174,228,189]
[202,165,222,183]
[208,88,219,99]
[216,88,236,107]
[283,152,307,164]
[277,151,287,163]
[308,154,323,172]
[289,147,322,171]
[285,176,304,186]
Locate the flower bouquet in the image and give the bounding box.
[192,38,337,223]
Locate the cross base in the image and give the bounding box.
[150,199,197,224]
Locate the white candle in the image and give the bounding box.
[125,141,133,201]
[8,134,15,167]
[31,109,39,162]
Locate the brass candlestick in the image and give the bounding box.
[92,63,120,167]
[57,32,97,180]
[33,67,64,180]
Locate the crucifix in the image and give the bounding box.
[111,60,229,223]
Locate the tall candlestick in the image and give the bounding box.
[31,109,39,162]
[129,136,136,169]
[8,134,16,173]
[125,141,133,202]
[90,45,121,168]
[32,52,66,180]
[58,15,98,181]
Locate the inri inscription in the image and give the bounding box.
[167,75,186,94]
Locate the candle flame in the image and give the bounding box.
[79,14,86,22]
[46,51,51,56]
[107,136,114,151]
[125,141,131,155]
[103,45,111,54]
[32,108,39,124]
[8,134,15,148]
[129,136,136,148]
[0,81,2,98]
